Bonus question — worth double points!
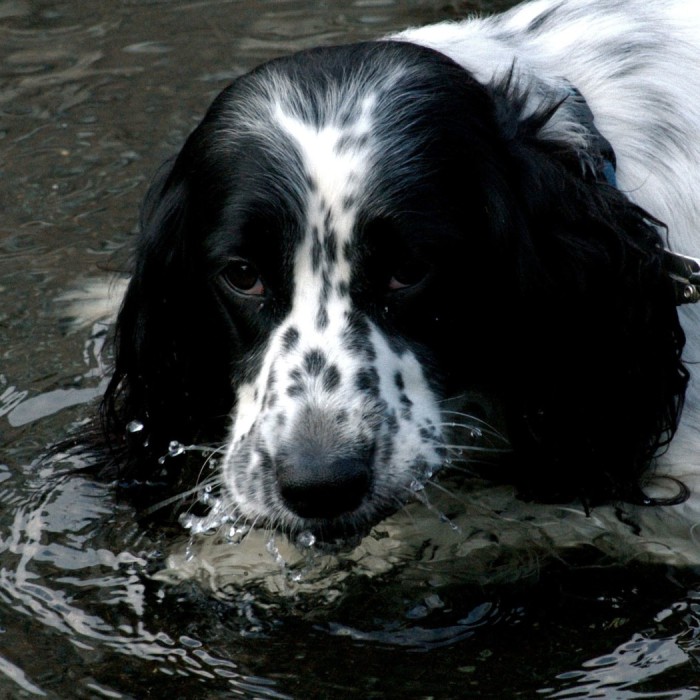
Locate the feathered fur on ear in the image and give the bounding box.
[490,81,689,506]
[101,153,237,483]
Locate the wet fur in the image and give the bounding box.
[101,0,700,555]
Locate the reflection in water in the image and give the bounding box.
[2,0,700,698]
[0,460,290,697]
[6,319,110,427]
[548,634,695,699]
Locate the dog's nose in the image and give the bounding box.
[277,455,371,519]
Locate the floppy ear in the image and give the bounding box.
[101,152,237,480]
[492,95,689,506]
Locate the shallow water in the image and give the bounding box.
[2,0,700,698]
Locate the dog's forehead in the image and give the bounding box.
[272,93,376,207]
[270,93,377,274]
[218,44,447,204]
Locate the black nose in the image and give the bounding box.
[277,455,372,520]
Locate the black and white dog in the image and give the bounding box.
[99,0,700,560]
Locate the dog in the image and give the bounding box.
[98,0,700,564]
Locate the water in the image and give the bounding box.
[2,0,700,697]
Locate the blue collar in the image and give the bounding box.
[564,84,617,187]
[567,84,700,305]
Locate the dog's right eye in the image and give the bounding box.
[221,258,265,296]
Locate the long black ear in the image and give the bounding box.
[101,152,236,481]
[491,86,689,506]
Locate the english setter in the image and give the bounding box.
[99,0,700,563]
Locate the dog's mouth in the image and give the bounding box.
[283,490,406,547]
[287,517,375,550]
[178,480,394,552]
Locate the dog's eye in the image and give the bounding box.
[222,258,264,296]
[388,257,430,290]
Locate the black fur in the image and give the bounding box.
[101,39,688,524]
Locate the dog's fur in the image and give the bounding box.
[100,0,700,558]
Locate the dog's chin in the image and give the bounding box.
[284,503,399,551]
[285,519,372,551]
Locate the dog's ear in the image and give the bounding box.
[102,150,235,478]
[489,88,689,506]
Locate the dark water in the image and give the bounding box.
[2,1,700,697]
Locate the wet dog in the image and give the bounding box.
[100,0,700,557]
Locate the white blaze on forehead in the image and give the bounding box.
[272,97,376,324]
[273,93,376,203]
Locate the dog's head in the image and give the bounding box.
[104,41,687,540]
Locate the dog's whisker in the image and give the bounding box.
[425,477,466,502]
[439,415,509,442]
[442,455,507,472]
[138,439,229,518]
[439,465,481,479]
[141,475,220,517]
[443,443,512,454]
[402,482,462,533]
[439,427,506,443]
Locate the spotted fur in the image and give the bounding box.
[102,0,700,555]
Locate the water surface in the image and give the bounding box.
[2,1,700,697]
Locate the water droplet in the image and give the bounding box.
[179,513,195,530]
[425,594,444,610]
[225,524,247,543]
[175,495,233,536]
[265,535,287,568]
[127,420,144,433]
[168,440,185,457]
[184,541,195,562]
[296,530,316,549]
[439,513,461,532]
[198,484,213,505]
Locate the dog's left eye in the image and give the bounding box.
[222,258,265,296]
[388,257,430,290]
